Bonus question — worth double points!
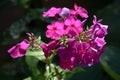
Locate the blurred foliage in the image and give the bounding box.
[25,48,46,80]
[0,0,120,80]
[101,46,120,80]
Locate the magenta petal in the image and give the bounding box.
[8,39,30,58]
[57,39,78,70]
[70,9,76,15]
[74,3,88,18]
[40,43,47,51]
[40,43,49,58]
[43,7,61,17]
[47,25,53,29]
[12,48,25,58]
[46,30,53,38]
[48,40,57,50]
[95,37,106,48]
[19,39,30,50]
[8,45,17,54]
[59,56,77,70]
[40,40,57,59]
[10,47,22,58]
[8,45,18,58]
[65,18,83,37]
[77,6,88,18]
[93,15,97,24]
[74,3,79,10]
[64,18,71,26]
[46,22,64,39]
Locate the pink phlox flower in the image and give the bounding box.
[92,15,108,38]
[77,42,90,58]
[64,17,83,37]
[94,37,106,49]
[40,40,57,59]
[95,26,108,38]
[80,48,97,67]
[78,41,103,67]
[8,39,30,58]
[43,7,61,17]
[57,39,78,70]
[89,42,104,64]
[46,22,64,39]
[92,24,108,38]
[79,42,90,50]
[89,16,108,40]
[72,3,88,18]
[59,54,77,70]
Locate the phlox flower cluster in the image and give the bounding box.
[7,3,108,71]
[43,3,88,39]
[41,3,108,70]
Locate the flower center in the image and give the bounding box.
[71,24,75,28]
[53,27,57,30]
[65,60,70,65]
[79,49,85,53]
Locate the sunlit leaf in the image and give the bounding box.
[24,77,31,80]
[25,48,46,62]
[25,48,46,80]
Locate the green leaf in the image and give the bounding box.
[100,46,120,80]
[24,77,32,80]
[25,48,46,80]
[25,48,46,62]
